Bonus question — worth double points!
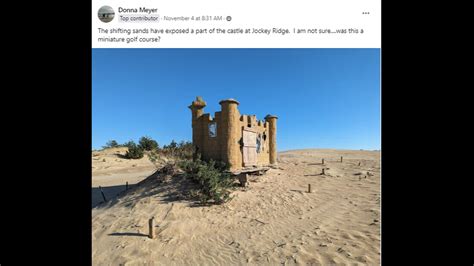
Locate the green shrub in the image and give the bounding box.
[161,140,194,159]
[103,140,119,149]
[123,140,135,148]
[162,140,177,155]
[147,150,161,167]
[138,136,159,151]
[168,140,178,149]
[125,141,144,159]
[175,141,194,159]
[180,158,233,205]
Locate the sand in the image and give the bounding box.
[92,149,381,265]
[92,147,164,207]
[92,147,156,178]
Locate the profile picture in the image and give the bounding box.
[98,6,114,23]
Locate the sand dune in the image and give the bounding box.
[92,149,381,265]
[92,147,157,177]
[92,147,164,207]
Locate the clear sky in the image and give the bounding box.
[92,48,380,151]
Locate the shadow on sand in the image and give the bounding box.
[92,184,132,208]
[92,167,205,209]
[108,232,148,237]
[93,165,244,210]
[289,189,304,193]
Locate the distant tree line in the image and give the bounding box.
[102,136,193,160]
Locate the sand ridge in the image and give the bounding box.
[92,149,381,265]
[92,147,170,207]
[92,147,156,177]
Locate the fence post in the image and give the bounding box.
[99,186,107,202]
[148,217,155,239]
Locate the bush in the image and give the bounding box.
[180,158,233,205]
[147,150,161,167]
[161,140,194,159]
[162,140,178,154]
[177,141,194,159]
[168,140,178,149]
[125,141,144,159]
[138,136,159,151]
[123,140,136,148]
[103,140,119,149]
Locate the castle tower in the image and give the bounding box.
[219,99,241,170]
[188,96,206,155]
[265,114,278,165]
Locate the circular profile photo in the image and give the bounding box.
[98,6,115,23]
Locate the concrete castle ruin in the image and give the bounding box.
[189,97,278,171]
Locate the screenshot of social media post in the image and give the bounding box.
[92,0,381,265]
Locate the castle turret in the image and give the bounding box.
[265,114,278,165]
[219,99,241,170]
[189,97,206,155]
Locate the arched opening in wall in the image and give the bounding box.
[208,122,217,137]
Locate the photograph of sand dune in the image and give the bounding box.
[92,48,380,265]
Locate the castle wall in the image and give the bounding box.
[196,113,221,161]
[190,97,276,170]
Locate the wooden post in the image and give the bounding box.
[99,186,107,202]
[148,217,155,239]
[308,184,311,193]
[322,168,325,175]
[340,156,343,162]
[358,162,361,166]
[238,173,248,187]
[322,158,325,165]
[126,181,129,190]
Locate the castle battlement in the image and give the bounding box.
[189,96,277,170]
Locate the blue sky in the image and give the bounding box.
[92,48,380,151]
